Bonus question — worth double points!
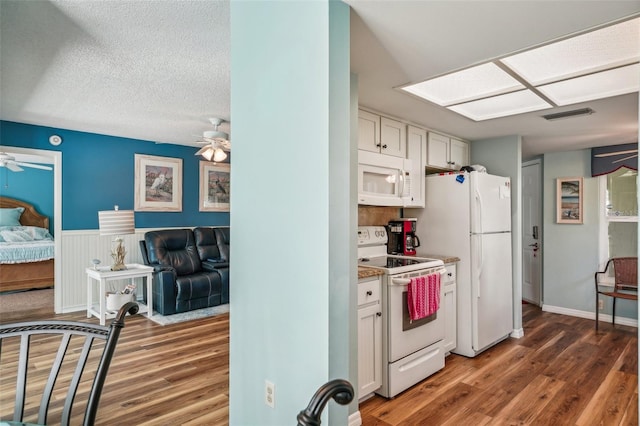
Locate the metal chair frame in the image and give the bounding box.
[595,257,638,330]
[0,302,138,425]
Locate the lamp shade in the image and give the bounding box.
[98,207,134,236]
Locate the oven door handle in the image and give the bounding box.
[390,269,446,286]
[391,278,411,286]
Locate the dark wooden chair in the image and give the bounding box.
[297,379,354,426]
[0,302,139,425]
[595,257,638,330]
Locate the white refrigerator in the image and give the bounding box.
[406,171,513,357]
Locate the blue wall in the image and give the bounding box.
[0,161,54,234]
[1,120,230,230]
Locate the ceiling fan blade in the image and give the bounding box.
[5,162,23,172]
[612,154,638,164]
[594,149,638,158]
[14,161,52,171]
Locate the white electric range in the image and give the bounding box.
[358,225,446,398]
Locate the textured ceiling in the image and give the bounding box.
[1,0,230,145]
[1,1,638,159]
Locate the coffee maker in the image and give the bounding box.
[387,218,420,256]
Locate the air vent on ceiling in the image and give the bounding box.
[542,108,595,121]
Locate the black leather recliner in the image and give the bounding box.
[139,228,228,315]
[193,227,229,304]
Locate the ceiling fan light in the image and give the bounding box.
[213,148,227,162]
[201,147,215,161]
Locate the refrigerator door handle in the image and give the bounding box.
[474,188,483,234]
[476,237,483,298]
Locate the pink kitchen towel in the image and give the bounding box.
[407,273,441,321]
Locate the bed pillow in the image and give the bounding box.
[0,207,24,226]
[0,225,54,242]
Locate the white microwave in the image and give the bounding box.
[358,150,412,206]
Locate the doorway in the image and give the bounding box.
[522,159,542,306]
[0,145,62,313]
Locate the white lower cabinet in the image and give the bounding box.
[442,263,457,354]
[357,276,382,400]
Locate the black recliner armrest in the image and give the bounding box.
[202,260,229,271]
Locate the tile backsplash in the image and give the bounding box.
[358,206,400,226]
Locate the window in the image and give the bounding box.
[599,167,638,270]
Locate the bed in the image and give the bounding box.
[0,197,55,292]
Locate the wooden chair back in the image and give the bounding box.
[0,302,138,425]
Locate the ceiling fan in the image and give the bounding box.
[0,152,53,172]
[594,148,638,164]
[195,118,230,162]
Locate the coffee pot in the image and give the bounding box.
[387,218,420,256]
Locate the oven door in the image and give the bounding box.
[387,270,445,363]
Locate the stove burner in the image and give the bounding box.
[385,257,424,268]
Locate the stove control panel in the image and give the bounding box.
[357,226,387,247]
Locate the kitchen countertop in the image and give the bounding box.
[358,266,385,279]
[417,253,461,264]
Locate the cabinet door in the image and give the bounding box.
[449,138,469,170]
[427,132,450,168]
[380,117,406,158]
[358,303,382,399]
[406,125,426,207]
[443,282,457,354]
[358,110,381,153]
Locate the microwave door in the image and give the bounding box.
[358,164,403,206]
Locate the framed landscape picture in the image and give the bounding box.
[556,177,583,224]
[134,154,183,211]
[199,161,230,212]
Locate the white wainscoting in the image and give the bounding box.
[59,230,149,312]
[59,226,229,313]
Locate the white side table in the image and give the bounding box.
[86,263,154,325]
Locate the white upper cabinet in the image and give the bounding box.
[406,125,427,207]
[426,132,450,169]
[449,138,469,170]
[380,117,406,158]
[358,109,405,158]
[358,110,381,153]
[427,132,469,171]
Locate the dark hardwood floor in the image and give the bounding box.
[360,304,638,425]
[0,303,636,425]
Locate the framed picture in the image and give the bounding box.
[556,177,583,224]
[199,161,230,212]
[134,154,183,211]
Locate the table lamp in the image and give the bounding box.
[98,205,135,271]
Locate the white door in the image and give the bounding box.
[471,232,513,352]
[522,161,542,305]
[470,172,512,234]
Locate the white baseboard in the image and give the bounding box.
[542,304,638,328]
[510,328,524,338]
[348,411,362,426]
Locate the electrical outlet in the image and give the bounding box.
[265,380,275,408]
[598,299,604,310]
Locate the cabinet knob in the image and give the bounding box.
[382,144,388,149]
[448,273,452,276]
[376,312,382,317]
[366,290,373,296]
[376,144,381,148]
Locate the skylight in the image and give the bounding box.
[400,17,640,121]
